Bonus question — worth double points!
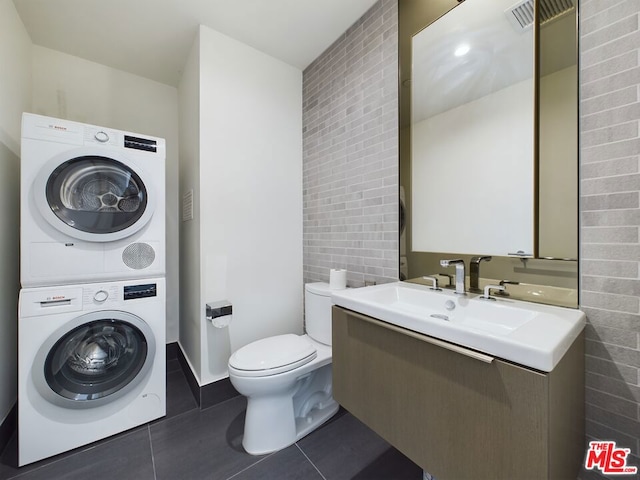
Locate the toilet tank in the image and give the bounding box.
[305,282,333,346]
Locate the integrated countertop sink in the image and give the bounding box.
[331,281,585,372]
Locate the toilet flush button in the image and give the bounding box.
[94,131,109,143]
[93,290,109,303]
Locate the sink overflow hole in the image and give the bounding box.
[430,313,449,321]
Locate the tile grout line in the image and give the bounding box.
[295,443,327,480]
[148,425,157,480]
[223,452,276,480]
[586,417,640,442]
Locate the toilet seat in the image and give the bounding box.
[229,334,317,377]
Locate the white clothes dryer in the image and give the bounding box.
[20,113,165,287]
[18,277,166,466]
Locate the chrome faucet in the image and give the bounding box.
[469,256,492,293]
[439,259,466,295]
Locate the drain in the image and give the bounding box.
[430,313,449,321]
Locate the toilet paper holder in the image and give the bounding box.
[206,300,232,321]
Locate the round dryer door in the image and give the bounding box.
[34,149,156,242]
[33,311,156,408]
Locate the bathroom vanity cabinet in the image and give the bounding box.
[332,306,585,480]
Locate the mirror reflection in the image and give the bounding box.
[399,0,578,307]
[411,0,535,255]
[539,5,578,260]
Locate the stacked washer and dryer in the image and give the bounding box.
[18,113,167,466]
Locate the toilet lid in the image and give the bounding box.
[229,334,317,377]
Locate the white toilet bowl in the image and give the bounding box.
[228,283,338,455]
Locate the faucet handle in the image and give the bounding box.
[480,284,505,301]
[439,272,454,287]
[495,279,519,297]
[422,276,442,291]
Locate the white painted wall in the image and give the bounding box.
[178,33,203,381]
[412,78,534,256]
[30,46,181,342]
[179,25,303,385]
[0,0,31,426]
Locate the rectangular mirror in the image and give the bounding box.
[411,0,535,256]
[399,0,578,307]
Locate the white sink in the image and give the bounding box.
[331,281,585,372]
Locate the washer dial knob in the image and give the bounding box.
[93,289,109,303]
[94,131,109,143]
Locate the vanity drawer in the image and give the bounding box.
[332,306,584,480]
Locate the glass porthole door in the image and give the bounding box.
[47,156,147,234]
[34,311,156,408]
[33,149,156,242]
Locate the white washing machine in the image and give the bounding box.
[18,277,166,466]
[20,113,165,287]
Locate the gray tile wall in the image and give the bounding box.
[579,0,640,475]
[302,0,399,287]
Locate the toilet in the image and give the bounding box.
[228,282,339,455]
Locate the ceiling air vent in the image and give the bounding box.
[507,0,534,30]
[505,0,575,32]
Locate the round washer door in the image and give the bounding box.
[33,147,156,242]
[32,310,156,409]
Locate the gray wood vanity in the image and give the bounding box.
[332,306,585,480]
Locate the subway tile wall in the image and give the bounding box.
[579,0,640,476]
[302,0,399,287]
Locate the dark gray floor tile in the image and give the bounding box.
[151,396,264,480]
[0,405,16,464]
[298,413,421,480]
[200,378,240,409]
[167,357,183,373]
[0,432,19,480]
[166,368,198,418]
[166,342,180,361]
[229,445,323,480]
[2,427,154,480]
[350,447,423,480]
[0,424,153,480]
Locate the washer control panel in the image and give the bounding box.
[124,283,157,301]
[84,127,118,147]
[83,285,119,305]
[81,282,157,305]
